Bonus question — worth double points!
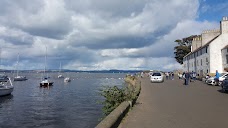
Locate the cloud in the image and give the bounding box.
[0,0,222,71]
[0,0,72,39]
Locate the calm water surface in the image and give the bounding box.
[0,72,126,128]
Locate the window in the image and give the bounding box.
[197,60,198,66]
[226,55,228,64]
[227,48,228,53]
[206,47,208,53]
[152,73,161,76]
[207,69,208,73]
[201,59,202,66]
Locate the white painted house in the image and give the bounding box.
[183,17,228,76]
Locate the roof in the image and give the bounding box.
[183,35,220,58]
[221,45,228,50]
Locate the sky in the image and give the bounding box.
[0,0,227,71]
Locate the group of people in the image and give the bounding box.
[165,72,175,80]
[181,71,197,85]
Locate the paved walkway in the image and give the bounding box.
[118,76,228,128]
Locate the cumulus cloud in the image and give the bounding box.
[0,0,222,71]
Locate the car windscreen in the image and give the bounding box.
[152,73,161,76]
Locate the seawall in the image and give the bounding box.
[95,75,141,128]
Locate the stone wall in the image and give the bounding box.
[95,75,141,128]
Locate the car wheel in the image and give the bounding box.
[218,81,222,86]
[212,82,216,86]
[221,86,226,93]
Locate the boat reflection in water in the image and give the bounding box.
[0,94,13,104]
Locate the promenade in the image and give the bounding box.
[118,76,228,128]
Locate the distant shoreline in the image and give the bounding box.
[0,69,142,74]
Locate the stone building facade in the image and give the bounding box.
[183,17,228,76]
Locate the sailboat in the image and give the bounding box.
[64,72,71,82]
[57,62,64,78]
[64,77,71,82]
[14,53,27,81]
[0,48,14,96]
[40,46,54,87]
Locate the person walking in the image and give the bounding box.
[185,72,190,85]
[192,71,196,81]
[172,72,174,80]
[182,72,186,84]
[165,72,169,80]
[214,70,220,86]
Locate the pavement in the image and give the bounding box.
[118,76,228,128]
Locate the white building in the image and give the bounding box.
[183,17,228,76]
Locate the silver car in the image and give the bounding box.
[150,72,164,83]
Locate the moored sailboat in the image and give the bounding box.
[58,62,64,78]
[14,53,27,81]
[40,46,54,87]
[0,77,14,96]
[0,48,14,96]
[64,77,71,82]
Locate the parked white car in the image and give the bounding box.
[207,72,228,86]
[150,72,164,83]
[206,76,216,85]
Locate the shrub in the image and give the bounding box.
[99,85,136,116]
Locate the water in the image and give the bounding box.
[0,72,126,128]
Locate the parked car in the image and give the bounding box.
[150,72,164,83]
[206,76,216,85]
[207,72,228,86]
[221,77,228,92]
[219,73,228,85]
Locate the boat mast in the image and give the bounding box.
[0,48,1,68]
[44,46,47,77]
[59,62,62,74]
[16,53,19,77]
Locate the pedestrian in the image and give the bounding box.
[172,72,174,80]
[165,72,169,80]
[214,70,220,86]
[182,72,185,84]
[192,71,196,81]
[185,72,190,85]
[141,72,144,78]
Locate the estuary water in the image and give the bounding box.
[0,72,126,128]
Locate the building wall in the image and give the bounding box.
[201,30,220,46]
[209,34,228,73]
[221,17,228,34]
[222,48,228,71]
[183,46,209,76]
[195,47,209,76]
[192,37,202,51]
[183,17,228,75]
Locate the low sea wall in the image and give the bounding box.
[96,75,141,128]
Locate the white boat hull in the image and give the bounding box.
[14,76,27,81]
[0,86,14,96]
[64,77,71,82]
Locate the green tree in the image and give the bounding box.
[174,35,199,64]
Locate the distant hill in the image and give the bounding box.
[0,69,142,73]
